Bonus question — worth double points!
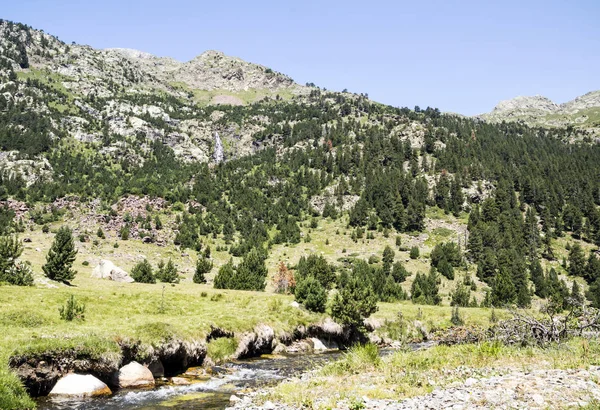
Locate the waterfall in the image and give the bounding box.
[213,132,224,163]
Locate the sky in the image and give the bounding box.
[3,0,599,115]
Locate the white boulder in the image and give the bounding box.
[92,260,134,283]
[49,374,111,397]
[117,361,155,388]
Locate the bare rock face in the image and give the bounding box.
[562,90,600,113]
[49,374,111,397]
[0,151,53,187]
[170,50,295,92]
[493,95,558,115]
[91,260,134,283]
[116,361,155,388]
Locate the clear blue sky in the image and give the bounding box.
[3,0,599,115]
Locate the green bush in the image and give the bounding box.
[119,225,130,240]
[409,246,420,259]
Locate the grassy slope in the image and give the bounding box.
[1,205,595,408]
[169,81,296,106]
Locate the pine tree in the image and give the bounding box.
[570,280,584,307]
[296,254,336,289]
[391,261,409,282]
[235,248,268,291]
[331,273,378,326]
[382,245,395,275]
[154,215,163,230]
[530,258,547,298]
[585,253,600,284]
[193,255,213,284]
[411,267,441,305]
[131,259,155,283]
[0,235,33,286]
[157,259,179,283]
[42,226,77,283]
[294,276,327,312]
[492,268,516,306]
[213,259,235,289]
[450,283,472,307]
[568,243,586,278]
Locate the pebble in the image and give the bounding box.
[227,367,600,410]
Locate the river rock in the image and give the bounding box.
[49,374,111,397]
[171,376,190,385]
[310,338,338,351]
[92,260,134,283]
[286,339,314,353]
[117,361,155,388]
[272,343,287,354]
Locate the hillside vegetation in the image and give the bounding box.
[0,18,599,409]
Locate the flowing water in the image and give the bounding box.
[37,344,433,410]
[36,351,346,410]
[213,132,224,164]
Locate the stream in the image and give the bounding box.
[36,344,433,410]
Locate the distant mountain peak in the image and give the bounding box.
[479,91,600,131]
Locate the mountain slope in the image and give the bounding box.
[0,19,305,166]
[479,91,600,136]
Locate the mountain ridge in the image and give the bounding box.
[479,91,600,132]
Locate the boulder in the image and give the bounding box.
[92,260,134,283]
[310,337,338,351]
[49,374,111,397]
[170,376,190,385]
[116,361,155,388]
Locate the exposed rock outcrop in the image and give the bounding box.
[234,324,275,359]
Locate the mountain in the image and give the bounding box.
[0,19,306,167]
[1,19,600,410]
[479,91,600,134]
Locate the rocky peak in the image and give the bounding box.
[561,90,600,113]
[478,91,600,134]
[174,50,295,91]
[488,95,559,117]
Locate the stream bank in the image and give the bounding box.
[11,317,411,406]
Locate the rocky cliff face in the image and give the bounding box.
[484,95,559,120]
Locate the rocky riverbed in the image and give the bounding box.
[228,367,600,410]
